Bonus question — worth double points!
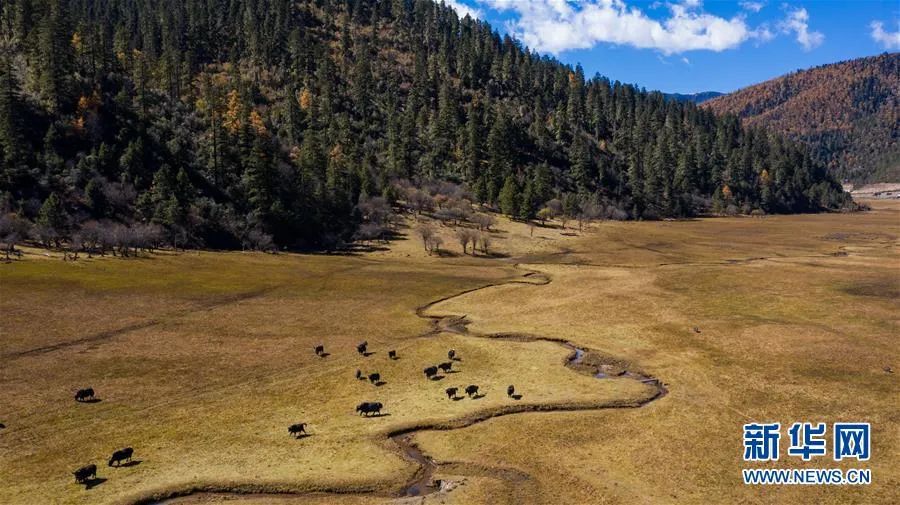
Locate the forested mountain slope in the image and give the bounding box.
[0,0,850,250]
[704,53,899,184]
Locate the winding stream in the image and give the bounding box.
[146,265,668,504]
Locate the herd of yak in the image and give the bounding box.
[69,389,136,485]
[66,340,518,487]
[306,341,517,429]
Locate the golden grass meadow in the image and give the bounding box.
[1,201,898,505]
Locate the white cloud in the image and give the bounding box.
[479,0,770,55]
[739,1,765,13]
[443,0,482,20]
[751,22,775,43]
[870,20,900,50]
[779,7,824,51]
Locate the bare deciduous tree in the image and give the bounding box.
[406,188,433,216]
[416,225,435,254]
[472,213,495,231]
[426,235,443,255]
[577,200,602,231]
[0,213,30,260]
[354,222,387,244]
[455,228,476,255]
[477,232,492,255]
[243,225,275,252]
[77,221,103,257]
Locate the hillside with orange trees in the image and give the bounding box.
[704,53,899,184]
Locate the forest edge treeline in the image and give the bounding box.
[0,0,855,254]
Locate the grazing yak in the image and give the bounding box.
[356,402,384,416]
[73,464,97,483]
[438,362,453,373]
[368,373,381,384]
[465,385,479,397]
[357,341,368,355]
[388,350,397,359]
[0,422,5,429]
[356,369,364,380]
[314,345,325,356]
[288,423,307,437]
[424,366,438,379]
[74,388,95,402]
[108,447,134,467]
[445,387,458,399]
[507,385,515,397]
[448,349,456,360]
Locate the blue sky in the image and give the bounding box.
[445,1,900,93]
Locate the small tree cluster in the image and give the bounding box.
[354,195,397,245]
[454,228,492,255]
[0,213,31,259]
[415,224,443,255]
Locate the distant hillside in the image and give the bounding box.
[704,54,900,184]
[664,91,723,104]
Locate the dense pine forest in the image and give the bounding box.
[0,0,852,251]
[705,53,899,185]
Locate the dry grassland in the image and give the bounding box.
[1,201,897,505]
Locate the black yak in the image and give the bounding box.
[314,345,325,356]
[388,350,397,359]
[356,402,383,416]
[438,362,453,373]
[507,385,515,397]
[74,388,95,402]
[288,423,307,437]
[424,366,438,379]
[108,447,133,467]
[465,385,479,397]
[445,387,458,399]
[357,342,368,355]
[356,369,364,380]
[73,464,97,483]
[368,373,381,384]
[448,349,456,360]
